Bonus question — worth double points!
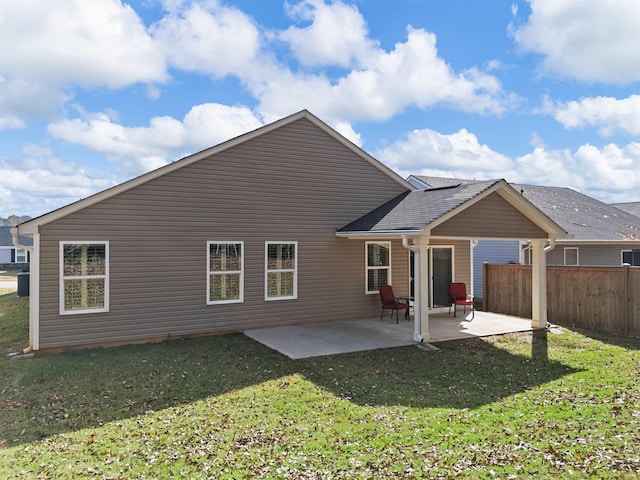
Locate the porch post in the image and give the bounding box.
[531,239,547,329]
[417,235,431,342]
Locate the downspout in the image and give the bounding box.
[401,235,423,342]
[10,227,35,354]
[523,238,556,259]
[544,238,556,253]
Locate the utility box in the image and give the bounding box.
[17,271,29,297]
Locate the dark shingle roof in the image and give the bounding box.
[613,202,640,218]
[512,185,640,241]
[339,180,499,232]
[0,226,33,247]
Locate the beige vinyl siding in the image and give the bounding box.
[37,118,409,349]
[432,192,548,239]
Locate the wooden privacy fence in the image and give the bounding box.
[483,264,640,337]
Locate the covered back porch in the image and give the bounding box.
[337,180,568,343]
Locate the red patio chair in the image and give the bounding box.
[379,285,410,324]
[449,282,474,320]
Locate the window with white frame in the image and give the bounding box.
[265,242,297,300]
[622,249,640,266]
[60,242,109,314]
[15,249,28,263]
[208,241,244,304]
[564,247,579,266]
[366,241,391,293]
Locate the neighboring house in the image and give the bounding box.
[408,176,640,300]
[0,226,31,267]
[13,111,566,352]
[613,202,640,218]
[512,185,640,267]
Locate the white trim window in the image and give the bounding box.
[564,247,579,266]
[265,242,297,300]
[207,241,244,304]
[60,242,109,315]
[15,248,29,263]
[366,241,391,294]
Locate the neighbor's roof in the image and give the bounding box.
[613,201,640,218]
[339,180,510,233]
[408,175,478,189]
[512,184,640,241]
[0,226,32,247]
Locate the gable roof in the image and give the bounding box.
[0,226,32,248]
[613,201,640,218]
[513,184,640,241]
[17,110,414,235]
[338,179,566,238]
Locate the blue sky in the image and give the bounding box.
[1,0,639,218]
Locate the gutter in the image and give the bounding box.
[10,227,35,354]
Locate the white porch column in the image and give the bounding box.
[417,235,431,342]
[531,239,547,329]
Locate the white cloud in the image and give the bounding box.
[280,0,377,68]
[151,1,260,77]
[376,127,514,178]
[546,95,640,136]
[331,121,362,147]
[513,0,640,83]
[0,0,166,121]
[257,24,517,123]
[376,127,640,203]
[47,103,263,176]
[510,143,640,202]
[0,149,116,217]
[0,115,25,130]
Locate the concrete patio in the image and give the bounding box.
[244,310,534,359]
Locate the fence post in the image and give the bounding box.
[625,264,630,336]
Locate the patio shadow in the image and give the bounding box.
[295,335,579,410]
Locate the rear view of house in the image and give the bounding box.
[14,111,566,352]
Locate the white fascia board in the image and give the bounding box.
[554,239,640,246]
[335,230,422,239]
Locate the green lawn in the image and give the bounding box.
[0,291,639,479]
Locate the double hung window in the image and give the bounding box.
[564,247,579,266]
[366,241,391,293]
[60,242,109,314]
[265,242,297,300]
[208,242,244,304]
[15,249,28,263]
